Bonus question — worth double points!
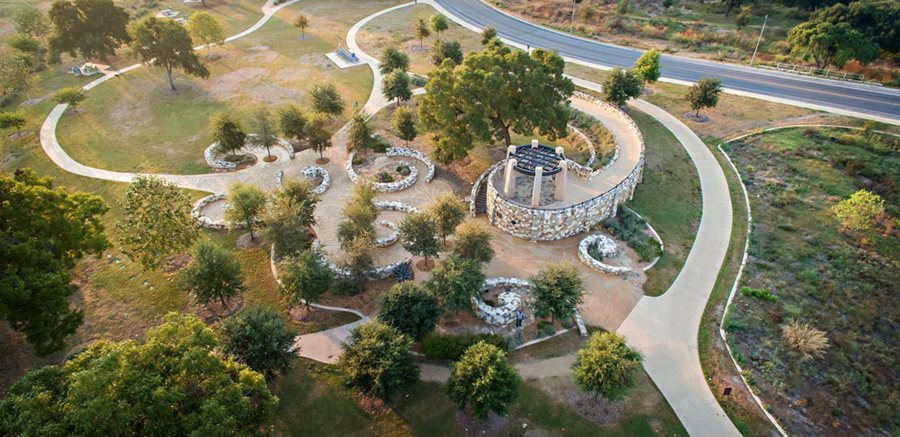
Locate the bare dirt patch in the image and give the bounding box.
[236,232,263,249]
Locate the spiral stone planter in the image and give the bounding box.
[473,277,531,326]
[375,220,399,247]
[578,233,631,275]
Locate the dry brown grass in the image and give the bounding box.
[781,320,830,360]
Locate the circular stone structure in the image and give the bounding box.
[479,93,645,241]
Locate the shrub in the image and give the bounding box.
[446,341,520,419]
[396,164,411,176]
[352,154,366,166]
[421,333,506,360]
[572,332,642,400]
[375,171,393,183]
[536,320,556,338]
[741,286,777,302]
[781,321,830,360]
[606,207,662,262]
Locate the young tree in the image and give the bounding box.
[427,255,484,313]
[428,192,467,244]
[306,114,333,161]
[118,176,198,270]
[186,11,224,59]
[265,179,319,260]
[254,108,278,160]
[447,341,521,419]
[420,44,573,162]
[347,111,375,152]
[310,83,345,117]
[278,248,333,309]
[13,5,50,38]
[210,112,246,156]
[336,182,378,249]
[382,69,412,105]
[379,47,410,74]
[378,282,441,340]
[633,49,661,86]
[787,20,878,69]
[0,169,108,355]
[180,240,245,309]
[0,112,27,135]
[220,306,297,379]
[392,106,417,146]
[430,13,449,40]
[0,55,33,102]
[481,26,497,45]
[293,14,309,39]
[128,17,210,91]
[338,320,419,400]
[452,222,494,264]
[48,0,130,60]
[430,39,463,66]
[400,211,440,268]
[686,77,722,117]
[53,87,86,113]
[0,314,277,435]
[225,182,267,241]
[572,332,643,400]
[530,261,584,322]
[341,235,376,287]
[831,189,885,232]
[279,104,307,145]
[735,5,752,29]
[415,18,430,49]
[601,67,642,107]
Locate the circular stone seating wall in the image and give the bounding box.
[192,194,229,229]
[205,134,295,170]
[277,167,331,195]
[472,277,531,326]
[346,152,418,192]
[578,233,631,275]
[386,147,435,182]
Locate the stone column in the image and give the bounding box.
[531,166,543,207]
[555,161,567,201]
[503,158,517,197]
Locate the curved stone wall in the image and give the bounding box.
[192,194,230,229]
[346,152,419,192]
[484,93,645,241]
[473,277,531,326]
[578,233,631,275]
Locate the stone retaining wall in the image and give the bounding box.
[473,277,531,326]
[192,194,229,229]
[577,233,631,275]
[374,200,419,213]
[375,220,399,247]
[483,91,645,241]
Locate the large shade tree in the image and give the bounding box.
[48,0,130,60]
[117,176,198,271]
[310,83,345,117]
[0,313,277,436]
[787,20,878,69]
[128,16,210,91]
[419,44,573,162]
[0,169,108,355]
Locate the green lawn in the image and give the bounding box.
[627,110,701,296]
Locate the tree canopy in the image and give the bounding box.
[400,211,440,267]
[686,77,722,116]
[831,189,884,232]
[347,111,376,152]
[0,169,108,355]
[392,106,417,146]
[419,44,573,162]
[293,14,309,38]
[813,0,899,53]
[48,0,130,60]
[337,320,419,400]
[220,306,297,379]
[128,16,210,91]
[180,240,245,309]
[186,11,224,59]
[481,27,497,45]
[427,255,484,313]
[253,108,278,159]
[0,112,26,133]
[446,341,521,419]
[278,248,333,309]
[53,87,86,111]
[633,49,661,85]
[225,182,267,240]
[428,193,467,244]
[430,40,463,67]
[530,261,584,322]
[265,179,319,260]
[787,19,878,69]
[0,313,277,436]
[211,112,246,155]
[415,18,430,48]
[378,282,441,340]
[310,83,345,117]
[13,5,50,38]
[601,68,642,107]
[382,70,412,105]
[305,114,333,160]
[572,332,643,400]
[379,47,409,74]
[117,175,198,270]
[278,104,307,144]
[429,13,448,38]
[337,182,378,250]
[451,222,494,264]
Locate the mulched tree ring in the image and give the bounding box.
[263,155,278,162]
[683,112,710,123]
[415,258,435,271]
[196,294,245,324]
[316,157,330,165]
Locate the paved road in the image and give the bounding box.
[431,0,900,124]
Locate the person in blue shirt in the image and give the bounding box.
[515,308,524,327]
